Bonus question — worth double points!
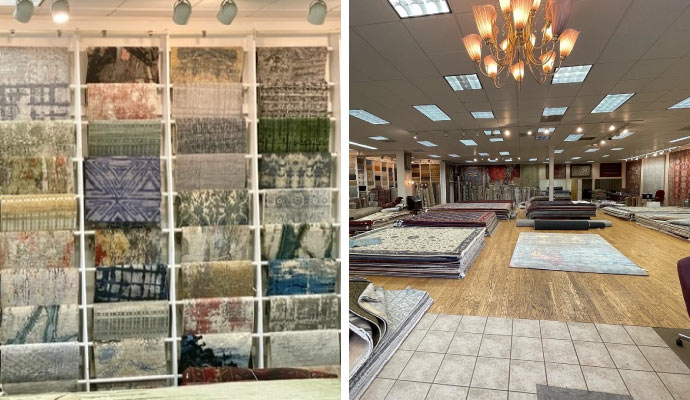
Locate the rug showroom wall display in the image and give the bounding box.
[0,33,340,395]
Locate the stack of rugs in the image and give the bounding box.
[350,208,413,236]
[349,277,433,400]
[429,200,514,220]
[604,205,690,221]
[526,200,597,220]
[402,210,498,236]
[635,213,690,241]
[349,226,486,278]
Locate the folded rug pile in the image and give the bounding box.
[402,211,498,236]
[604,206,690,221]
[428,201,513,220]
[525,200,596,220]
[350,209,413,235]
[636,213,690,241]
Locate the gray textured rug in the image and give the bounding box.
[537,385,632,399]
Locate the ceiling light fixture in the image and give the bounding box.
[349,110,389,125]
[449,154,461,157]
[600,139,606,145]
[14,0,34,23]
[445,74,483,90]
[609,124,616,131]
[308,0,327,25]
[576,126,583,133]
[462,0,579,88]
[551,64,591,84]
[172,0,192,25]
[389,0,450,18]
[543,106,568,116]
[461,139,478,146]
[564,133,582,142]
[489,137,504,142]
[51,0,69,24]
[504,129,510,136]
[670,135,690,143]
[368,136,390,141]
[554,149,564,153]
[471,111,495,119]
[592,94,635,113]
[474,158,478,162]
[413,105,451,121]
[527,130,533,135]
[668,96,690,109]
[349,141,377,150]
[417,140,438,147]
[217,0,238,25]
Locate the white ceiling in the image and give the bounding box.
[350,0,690,164]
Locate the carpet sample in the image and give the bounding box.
[176,154,247,190]
[669,148,690,206]
[267,330,340,368]
[176,189,249,226]
[0,47,69,85]
[94,264,169,303]
[0,194,76,231]
[267,259,338,295]
[86,47,160,83]
[179,225,252,263]
[87,83,160,120]
[263,189,332,224]
[257,117,330,153]
[0,268,78,307]
[256,47,328,83]
[259,153,332,189]
[172,83,243,118]
[258,82,329,118]
[642,155,666,194]
[0,120,75,157]
[179,261,254,299]
[181,366,337,385]
[626,159,642,195]
[180,333,253,371]
[88,120,161,156]
[171,47,244,83]
[182,297,254,335]
[84,156,161,224]
[0,83,70,121]
[510,232,648,275]
[536,385,632,399]
[267,294,340,332]
[92,300,170,340]
[93,338,168,378]
[0,342,79,395]
[175,117,247,154]
[0,230,74,269]
[94,227,161,266]
[0,156,74,195]
[261,223,337,259]
[0,304,79,345]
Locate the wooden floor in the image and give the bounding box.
[365,211,690,329]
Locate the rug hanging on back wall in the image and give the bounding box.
[171,47,244,83]
[669,148,690,206]
[642,156,665,194]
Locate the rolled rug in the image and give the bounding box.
[181,366,337,385]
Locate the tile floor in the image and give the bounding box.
[362,314,690,400]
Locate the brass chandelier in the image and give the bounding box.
[462,0,579,87]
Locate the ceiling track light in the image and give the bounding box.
[217,0,237,25]
[308,0,327,25]
[14,0,34,23]
[52,0,70,24]
[173,0,192,25]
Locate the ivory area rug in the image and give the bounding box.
[176,153,247,190]
[182,297,254,335]
[172,83,243,118]
[258,82,329,118]
[261,223,337,260]
[94,227,161,266]
[0,47,69,85]
[259,153,332,189]
[94,264,169,302]
[267,259,338,295]
[87,83,160,120]
[87,120,161,156]
[267,294,340,332]
[175,117,246,154]
[93,338,168,378]
[257,117,330,154]
[0,120,75,157]
[0,230,74,269]
[0,342,79,395]
[0,156,74,195]
[86,47,160,83]
[263,189,332,224]
[176,189,249,226]
[179,225,252,263]
[0,194,77,232]
[0,304,79,345]
[171,47,244,83]
[510,232,648,275]
[267,330,339,368]
[92,300,170,340]
[179,261,254,299]
[256,47,328,83]
[0,268,79,307]
[180,333,252,371]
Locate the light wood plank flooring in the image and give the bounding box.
[364,211,690,328]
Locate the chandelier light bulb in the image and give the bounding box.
[499,38,509,51]
[531,0,542,11]
[543,24,553,41]
[484,55,498,77]
[530,33,536,46]
[462,34,483,62]
[540,50,555,73]
[511,61,525,81]
[548,0,574,37]
[558,28,579,59]
[473,5,497,41]
[512,0,532,30]
[499,0,512,13]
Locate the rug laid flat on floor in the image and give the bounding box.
[0,230,74,269]
[510,232,648,275]
[87,83,160,120]
[179,225,252,262]
[0,120,75,157]
[267,294,340,331]
[257,117,330,153]
[267,259,339,295]
[182,297,254,334]
[180,332,252,370]
[175,117,246,154]
[267,330,340,368]
[181,366,336,385]
[402,210,499,236]
[93,338,167,378]
[176,189,249,226]
[256,47,328,83]
[88,120,161,156]
[0,155,74,195]
[86,47,160,83]
[92,300,169,340]
[171,47,244,83]
[94,227,161,266]
[263,188,332,224]
[172,83,243,118]
[0,341,80,395]
[94,264,168,302]
[0,194,77,232]
[259,152,332,189]
[175,153,247,190]
[0,268,79,307]
[261,223,337,259]
[179,261,254,298]
[0,304,79,345]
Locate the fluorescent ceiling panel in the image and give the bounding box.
[564,134,583,142]
[489,137,504,142]
[611,130,634,140]
[591,93,635,113]
[349,110,389,124]
[445,74,482,91]
[505,158,513,162]
[535,135,551,141]
[414,105,451,121]
[349,141,378,150]
[611,148,623,150]
[552,65,592,84]
[571,156,581,160]
[483,130,492,136]
[465,160,475,163]
[368,136,390,141]
[669,135,690,143]
[448,153,461,157]
[417,140,438,147]
[499,151,509,156]
[584,148,599,152]
[529,158,537,161]
[488,158,498,162]
[602,154,610,158]
[389,0,450,18]
[478,152,489,156]
[471,111,495,119]
[554,149,564,154]
[543,107,568,116]
[460,139,477,146]
[429,154,441,158]
[669,96,690,109]
[587,160,595,163]
[538,127,555,134]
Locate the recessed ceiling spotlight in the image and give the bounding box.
[474,158,478,162]
[576,127,583,133]
[600,139,606,145]
[609,124,615,131]
[172,0,192,25]
[308,0,327,25]
[504,130,510,136]
[14,0,35,23]
[527,130,532,136]
[217,0,238,25]
[413,135,418,139]
[51,0,70,24]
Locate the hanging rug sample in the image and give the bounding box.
[88,120,161,156]
[84,156,161,224]
[0,120,75,157]
[267,259,339,296]
[261,223,337,260]
[267,330,340,368]
[94,264,169,303]
[93,338,168,378]
[87,83,160,120]
[181,366,337,385]
[257,117,330,154]
[258,82,329,118]
[92,300,170,340]
[176,189,249,226]
[259,152,332,189]
[263,188,332,224]
[180,333,253,371]
[267,294,340,332]
[0,194,76,232]
[0,156,74,195]
[172,83,243,118]
[176,153,247,190]
[0,304,79,345]
[179,261,254,299]
[0,230,74,269]
[171,47,244,83]
[256,47,328,83]
[179,225,252,263]
[0,268,79,307]
[94,227,161,266]
[182,297,255,335]
[86,47,160,84]
[510,232,648,275]
[0,47,70,85]
[175,117,247,154]
[0,341,79,395]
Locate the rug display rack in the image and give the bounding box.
[402,210,499,236]
[604,205,690,221]
[635,214,690,241]
[525,200,597,220]
[0,32,341,396]
[428,201,514,220]
[349,277,433,400]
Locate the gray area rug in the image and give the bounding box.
[537,385,632,399]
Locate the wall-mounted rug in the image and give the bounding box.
[84,156,161,224]
[267,330,339,368]
[510,232,648,275]
[0,194,77,232]
[267,259,338,295]
[0,156,74,195]
[258,82,329,118]
[175,117,246,154]
[181,366,337,384]
[93,338,168,378]
[0,341,79,395]
[171,47,244,83]
[261,223,337,260]
[0,304,79,345]
[172,83,243,118]
[0,83,70,120]
[256,47,328,83]
[94,264,169,303]
[0,120,75,157]
[176,153,247,190]
[86,47,160,84]
[94,227,161,267]
[92,300,169,340]
[257,117,330,154]
[263,189,332,224]
[259,153,332,189]
[267,294,340,332]
[0,268,79,307]
[668,149,690,206]
[179,261,254,299]
[642,155,666,194]
[179,225,252,263]
[0,47,69,85]
[87,83,160,120]
[180,333,252,371]
[0,230,74,269]
[182,297,254,335]
[176,189,249,226]
[88,120,161,156]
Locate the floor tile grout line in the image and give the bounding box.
[633,341,678,397]
[599,336,633,397]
